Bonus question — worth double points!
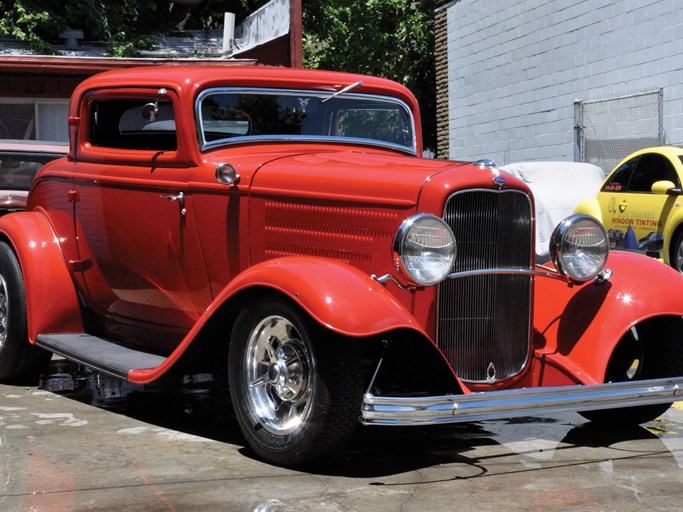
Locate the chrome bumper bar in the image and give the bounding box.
[361,377,683,426]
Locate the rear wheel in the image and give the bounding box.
[0,242,51,383]
[580,320,683,424]
[228,297,363,466]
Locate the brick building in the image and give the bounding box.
[436,0,683,171]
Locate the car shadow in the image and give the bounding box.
[40,359,681,479]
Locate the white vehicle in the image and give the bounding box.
[500,161,604,260]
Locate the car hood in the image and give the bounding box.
[238,149,524,210]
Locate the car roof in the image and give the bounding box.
[630,145,683,157]
[664,145,683,156]
[70,65,420,116]
[78,65,408,92]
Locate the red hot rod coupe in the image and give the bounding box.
[1,65,683,466]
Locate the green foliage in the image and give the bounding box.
[0,0,267,57]
[0,0,55,54]
[0,0,438,149]
[108,33,154,58]
[302,0,439,151]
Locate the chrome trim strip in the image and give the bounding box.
[201,134,416,155]
[371,266,612,289]
[445,266,612,284]
[361,377,683,426]
[447,266,568,282]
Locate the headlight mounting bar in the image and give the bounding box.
[372,265,613,289]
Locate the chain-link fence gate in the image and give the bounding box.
[574,88,664,176]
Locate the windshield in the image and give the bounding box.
[197,88,416,154]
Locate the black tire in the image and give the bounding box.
[580,320,683,424]
[0,242,51,383]
[228,297,363,467]
[671,231,683,274]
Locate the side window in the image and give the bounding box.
[602,157,638,192]
[90,99,177,151]
[627,153,680,192]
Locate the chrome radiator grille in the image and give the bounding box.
[437,189,533,383]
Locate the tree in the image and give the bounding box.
[302,0,439,152]
[1,0,437,150]
[0,0,268,56]
[0,1,54,54]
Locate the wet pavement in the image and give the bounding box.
[2,359,683,511]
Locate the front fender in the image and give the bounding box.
[129,257,434,384]
[215,256,428,338]
[573,196,602,222]
[535,250,683,384]
[0,212,83,343]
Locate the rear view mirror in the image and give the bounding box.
[141,88,169,122]
[651,180,681,195]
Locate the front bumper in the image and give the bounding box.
[361,377,683,425]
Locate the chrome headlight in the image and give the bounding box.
[550,214,609,282]
[393,214,456,286]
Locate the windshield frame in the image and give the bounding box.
[195,87,417,156]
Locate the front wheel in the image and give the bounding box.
[0,242,51,383]
[580,320,683,424]
[228,297,363,466]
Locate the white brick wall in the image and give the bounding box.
[445,0,683,166]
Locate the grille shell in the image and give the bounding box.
[437,189,534,383]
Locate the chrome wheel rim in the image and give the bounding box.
[0,275,8,350]
[244,315,314,435]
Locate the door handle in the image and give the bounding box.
[618,200,628,213]
[160,191,186,216]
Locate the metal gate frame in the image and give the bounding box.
[574,88,664,175]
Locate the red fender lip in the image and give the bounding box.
[128,256,439,384]
[213,256,428,337]
[0,210,84,342]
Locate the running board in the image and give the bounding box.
[36,333,167,380]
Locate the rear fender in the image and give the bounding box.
[215,256,428,338]
[535,251,683,383]
[0,212,83,342]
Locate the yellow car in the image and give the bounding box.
[575,146,683,272]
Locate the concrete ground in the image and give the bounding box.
[2,359,683,512]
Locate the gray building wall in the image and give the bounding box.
[441,0,683,167]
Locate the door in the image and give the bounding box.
[72,92,211,352]
[599,153,680,246]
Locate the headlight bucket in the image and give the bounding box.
[393,214,456,286]
[550,214,609,282]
